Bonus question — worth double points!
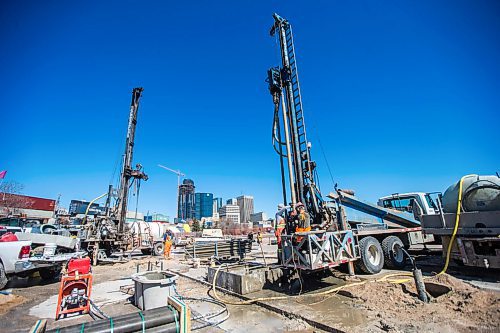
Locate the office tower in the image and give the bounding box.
[237,195,254,224]
[177,179,195,221]
[213,197,223,216]
[219,204,240,224]
[195,192,214,220]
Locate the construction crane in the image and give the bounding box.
[267,14,430,275]
[157,164,185,220]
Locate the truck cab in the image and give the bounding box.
[378,192,438,217]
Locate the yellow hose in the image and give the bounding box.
[211,175,471,304]
[437,174,473,275]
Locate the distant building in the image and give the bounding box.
[195,192,214,220]
[226,198,237,205]
[178,179,195,221]
[68,200,106,216]
[250,212,268,225]
[144,213,170,222]
[0,193,56,222]
[219,204,240,224]
[126,211,144,223]
[213,197,223,216]
[237,195,254,224]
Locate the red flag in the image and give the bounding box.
[0,171,7,179]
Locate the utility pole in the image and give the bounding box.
[158,164,185,220]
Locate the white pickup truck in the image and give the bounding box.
[0,240,62,289]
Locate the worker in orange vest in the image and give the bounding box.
[294,202,311,233]
[293,203,311,244]
[163,230,173,260]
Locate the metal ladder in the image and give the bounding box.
[283,23,311,179]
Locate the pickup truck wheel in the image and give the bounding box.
[382,236,406,269]
[154,242,164,256]
[356,237,384,274]
[0,262,8,290]
[39,267,62,281]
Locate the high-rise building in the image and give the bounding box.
[213,197,223,216]
[219,204,240,224]
[195,192,214,220]
[237,195,254,224]
[250,212,268,224]
[177,179,195,221]
[226,198,237,205]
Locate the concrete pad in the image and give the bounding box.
[29,278,133,319]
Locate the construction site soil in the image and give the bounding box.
[343,274,500,332]
[0,246,498,333]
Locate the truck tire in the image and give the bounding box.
[356,237,384,274]
[0,262,8,290]
[39,266,62,282]
[154,242,164,256]
[382,236,406,269]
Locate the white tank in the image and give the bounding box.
[442,175,500,213]
[126,221,168,240]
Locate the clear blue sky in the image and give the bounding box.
[2,1,499,219]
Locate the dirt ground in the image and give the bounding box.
[0,293,26,315]
[0,242,499,333]
[341,273,500,333]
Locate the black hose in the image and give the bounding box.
[144,322,178,333]
[46,306,177,333]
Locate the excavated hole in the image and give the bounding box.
[424,282,451,298]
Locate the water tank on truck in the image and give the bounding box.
[442,175,500,213]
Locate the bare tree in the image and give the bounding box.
[0,181,33,217]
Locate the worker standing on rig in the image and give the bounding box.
[293,202,311,233]
[275,204,289,264]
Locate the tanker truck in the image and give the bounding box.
[379,175,500,269]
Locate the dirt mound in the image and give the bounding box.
[348,274,499,332]
[0,293,26,315]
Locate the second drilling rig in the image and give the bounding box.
[79,87,149,264]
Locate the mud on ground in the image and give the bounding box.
[345,273,500,333]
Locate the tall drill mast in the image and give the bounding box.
[268,14,325,226]
[116,87,148,233]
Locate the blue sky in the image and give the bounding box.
[2,1,499,219]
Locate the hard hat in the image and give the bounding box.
[295,202,305,208]
[278,204,285,209]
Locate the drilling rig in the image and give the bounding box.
[268,14,430,275]
[80,88,148,264]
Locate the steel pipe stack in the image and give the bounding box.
[185,239,252,260]
[46,306,179,333]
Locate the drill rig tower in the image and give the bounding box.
[116,87,148,234]
[268,13,330,228]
